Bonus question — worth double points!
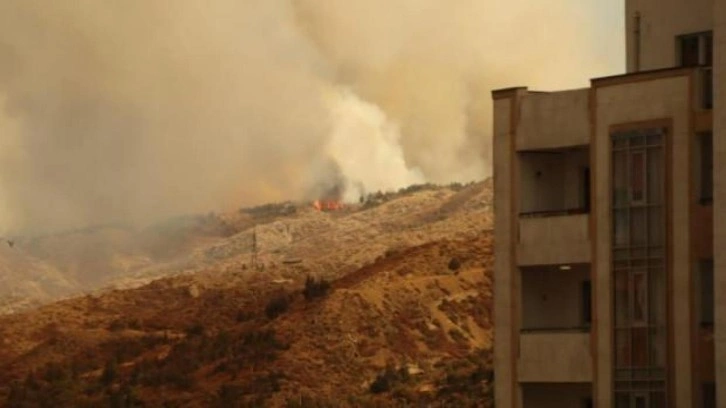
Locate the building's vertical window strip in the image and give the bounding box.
[612,128,668,407]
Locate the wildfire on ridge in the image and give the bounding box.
[313,199,344,212]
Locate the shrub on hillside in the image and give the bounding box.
[108,318,142,332]
[447,257,461,271]
[214,373,284,407]
[186,323,205,337]
[106,384,143,408]
[369,365,409,394]
[236,310,255,323]
[302,276,330,301]
[448,181,467,192]
[100,359,118,386]
[265,293,290,319]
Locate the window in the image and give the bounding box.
[632,271,648,325]
[634,394,648,408]
[582,397,593,408]
[700,132,713,202]
[615,393,652,408]
[582,280,592,326]
[611,128,667,404]
[630,151,646,204]
[701,260,714,326]
[582,167,591,211]
[616,394,630,408]
[678,31,713,67]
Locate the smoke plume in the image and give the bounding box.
[0,0,620,234]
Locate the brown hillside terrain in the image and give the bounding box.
[0,181,493,407]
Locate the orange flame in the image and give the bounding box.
[312,199,343,212]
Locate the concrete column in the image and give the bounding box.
[493,89,526,408]
[712,1,726,407]
[593,86,613,408]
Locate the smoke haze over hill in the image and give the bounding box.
[0,0,620,234]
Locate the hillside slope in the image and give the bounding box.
[0,180,493,407]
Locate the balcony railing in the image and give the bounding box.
[517,212,591,265]
[521,326,590,334]
[519,207,589,218]
[518,330,593,382]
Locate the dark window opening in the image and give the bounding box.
[679,35,700,66]
[705,33,713,65]
[700,132,713,203]
[703,383,716,408]
[678,31,712,67]
[678,32,713,109]
[703,68,713,109]
[582,280,592,326]
[700,260,714,326]
[582,397,593,408]
[582,167,591,212]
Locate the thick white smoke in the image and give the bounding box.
[0,0,622,234]
[323,88,425,202]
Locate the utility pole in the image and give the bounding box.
[251,227,258,270]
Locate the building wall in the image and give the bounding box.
[625,0,713,72]
[495,1,724,404]
[712,0,726,402]
[493,93,519,408]
[593,74,693,407]
[517,89,590,150]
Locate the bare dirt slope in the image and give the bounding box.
[0,180,492,316]
[0,180,493,407]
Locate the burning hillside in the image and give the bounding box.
[312,199,344,212]
[0,180,493,406]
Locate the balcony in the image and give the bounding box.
[517,148,590,265]
[518,264,592,382]
[518,330,592,383]
[516,88,590,151]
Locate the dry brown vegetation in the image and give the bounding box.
[0,180,493,407]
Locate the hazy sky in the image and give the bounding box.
[586,0,626,80]
[504,0,625,90]
[0,1,627,234]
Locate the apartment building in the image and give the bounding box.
[492,0,724,406]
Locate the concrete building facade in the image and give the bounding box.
[493,0,723,406]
